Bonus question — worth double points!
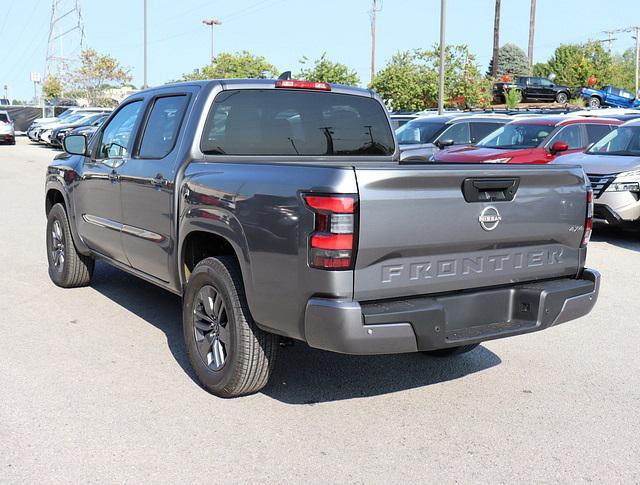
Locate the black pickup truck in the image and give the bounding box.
[45,79,600,397]
[493,76,572,104]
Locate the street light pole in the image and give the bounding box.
[634,27,640,96]
[438,0,446,115]
[202,19,222,63]
[143,0,148,88]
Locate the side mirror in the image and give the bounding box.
[63,134,87,156]
[550,141,569,155]
[435,139,455,149]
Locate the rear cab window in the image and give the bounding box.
[201,89,394,156]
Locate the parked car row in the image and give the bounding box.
[395,108,640,230]
[0,110,16,144]
[27,107,110,148]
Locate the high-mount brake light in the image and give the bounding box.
[275,80,331,91]
[304,194,357,270]
[582,187,594,247]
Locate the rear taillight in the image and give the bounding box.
[582,187,593,247]
[304,194,357,270]
[275,80,331,91]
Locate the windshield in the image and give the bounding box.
[63,114,86,124]
[587,126,640,156]
[0,113,9,123]
[477,123,554,149]
[396,119,445,145]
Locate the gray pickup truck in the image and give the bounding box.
[45,79,600,397]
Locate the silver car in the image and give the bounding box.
[0,110,15,144]
[557,119,640,228]
[396,114,510,161]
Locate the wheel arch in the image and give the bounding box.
[44,181,91,255]
[179,228,254,305]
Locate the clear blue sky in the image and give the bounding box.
[1,0,639,101]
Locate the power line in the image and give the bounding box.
[0,0,17,38]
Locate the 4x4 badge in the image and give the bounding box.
[479,206,502,231]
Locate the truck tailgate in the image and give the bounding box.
[353,165,587,301]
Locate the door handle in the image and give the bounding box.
[462,177,520,202]
[151,174,167,188]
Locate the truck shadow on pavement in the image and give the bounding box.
[591,226,640,252]
[90,262,502,404]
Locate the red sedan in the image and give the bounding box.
[433,116,622,164]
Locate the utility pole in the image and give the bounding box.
[143,0,148,88]
[633,26,640,96]
[438,0,446,115]
[527,0,536,71]
[202,19,222,63]
[491,0,501,78]
[600,30,617,52]
[370,0,382,83]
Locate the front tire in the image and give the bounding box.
[423,344,479,357]
[589,96,601,108]
[555,92,568,104]
[183,256,278,398]
[46,203,94,288]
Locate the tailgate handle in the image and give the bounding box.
[462,177,520,202]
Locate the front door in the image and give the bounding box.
[74,100,144,263]
[119,93,191,283]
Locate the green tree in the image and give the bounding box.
[369,45,491,111]
[487,43,530,78]
[70,49,132,106]
[297,53,360,85]
[610,47,636,92]
[534,42,614,87]
[181,51,278,81]
[42,75,63,102]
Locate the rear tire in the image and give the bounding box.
[555,92,568,104]
[589,96,601,108]
[46,203,94,288]
[183,256,279,398]
[423,344,479,357]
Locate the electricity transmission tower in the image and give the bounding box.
[45,0,86,78]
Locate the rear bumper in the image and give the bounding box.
[304,269,600,355]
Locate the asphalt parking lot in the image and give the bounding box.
[1,137,639,483]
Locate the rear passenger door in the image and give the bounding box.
[118,91,192,282]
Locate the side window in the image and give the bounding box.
[470,122,503,143]
[98,101,143,159]
[529,78,541,86]
[438,122,470,145]
[586,124,613,144]
[139,95,189,159]
[548,125,584,149]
